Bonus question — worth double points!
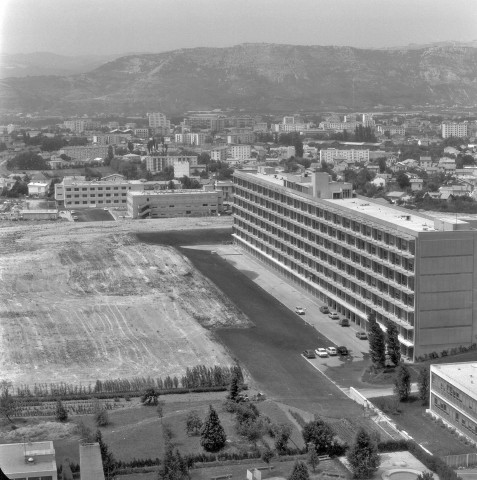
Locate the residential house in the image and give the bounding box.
[409,178,424,191]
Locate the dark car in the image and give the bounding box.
[339,318,350,327]
[356,331,368,340]
[302,349,316,359]
[319,305,330,314]
[337,346,349,356]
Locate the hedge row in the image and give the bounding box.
[11,385,228,403]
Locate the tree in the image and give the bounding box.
[417,472,434,480]
[273,423,292,454]
[386,321,401,366]
[396,172,411,190]
[186,410,203,436]
[262,448,274,471]
[368,314,386,369]
[96,429,116,480]
[418,366,430,406]
[77,420,95,444]
[62,462,73,480]
[141,387,159,405]
[0,380,15,424]
[307,448,320,472]
[48,178,62,198]
[161,444,189,480]
[302,418,335,455]
[394,364,411,401]
[167,180,175,190]
[94,403,109,427]
[127,141,134,152]
[55,399,68,422]
[107,145,114,162]
[347,428,380,479]
[228,372,240,402]
[200,405,226,452]
[288,460,310,480]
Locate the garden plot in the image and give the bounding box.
[0,220,246,389]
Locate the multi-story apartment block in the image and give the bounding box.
[127,189,223,219]
[211,147,228,162]
[228,145,251,160]
[107,121,120,130]
[233,168,477,361]
[319,148,369,164]
[146,155,197,174]
[175,133,206,146]
[430,362,477,445]
[93,134,130,145]
[442,122,468,139]
[362,114,375,127]
[376,126,406,136]
[148,112,171,130]
[319,121,359,132]
[184,113,226,131]
[173,159,190,178]
[0,441,57,480]
[133,128,150,138]
[227,132,255,144]
[59,145,112,161]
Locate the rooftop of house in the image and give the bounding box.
[432,362,477,399]
[0,442,56,476]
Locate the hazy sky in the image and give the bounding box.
[1,0,476,56]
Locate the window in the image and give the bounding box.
[74,188,79,191]
[186,211,191,214]
[66,195,71,198]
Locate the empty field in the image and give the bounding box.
[0,218,244,388]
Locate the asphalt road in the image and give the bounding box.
[138,229,363,417]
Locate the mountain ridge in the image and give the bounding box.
[1,43,476,115]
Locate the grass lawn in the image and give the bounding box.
[54,397,304,468]
[118,458,348,480]
[369,395,476,456]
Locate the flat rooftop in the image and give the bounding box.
[128,189,218,196]
[239,172,472,234]
[0,442,56,475]
[432,362,477,399]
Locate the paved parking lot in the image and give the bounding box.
[68,208,115,222]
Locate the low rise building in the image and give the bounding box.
[126,189,223,219]
[146,155,197,174]
[59,145,112,161]
[228,145,252,160]
[0,441,57,480]
[430,362,477,445]
[27,182,49,197]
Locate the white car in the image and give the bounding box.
[295,306,306,315]
[328,312,340,320]
[104,207,109,211]
[315,348,328,358]
[326,347,337,356]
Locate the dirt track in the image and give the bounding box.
[0,217,241,388]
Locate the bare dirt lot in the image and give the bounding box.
[0,217,243,388]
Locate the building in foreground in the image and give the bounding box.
[127,188,223,219]
[80,443,105,480]
[233,168,477,361]
[0,441,57,480]
[430,362,477,445]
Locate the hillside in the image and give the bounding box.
[1,43,477,114]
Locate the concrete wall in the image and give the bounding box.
[415,231,477,357]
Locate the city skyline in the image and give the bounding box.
[1,0,477,56]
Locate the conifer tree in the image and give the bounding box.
[368,314,386,368]
[386,321,401,366]
[347,428,380,479]
[394,364,411,401]
[288,460,310,480]
[228,372,240,402]
[55,399,68,422]
[95,429,116,480]
[200,405,226,452]
[418,366,430,406]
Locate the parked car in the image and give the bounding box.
[72,216,78,220]
[337,346,349,356]
[302,349,316,359]
[315,347,328,357]
[355,331,368,340]
[295,306,306,315]
[319,305,330,314]
[328,312,339,320]
[339,318,350,327]
[326,346,337,356]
